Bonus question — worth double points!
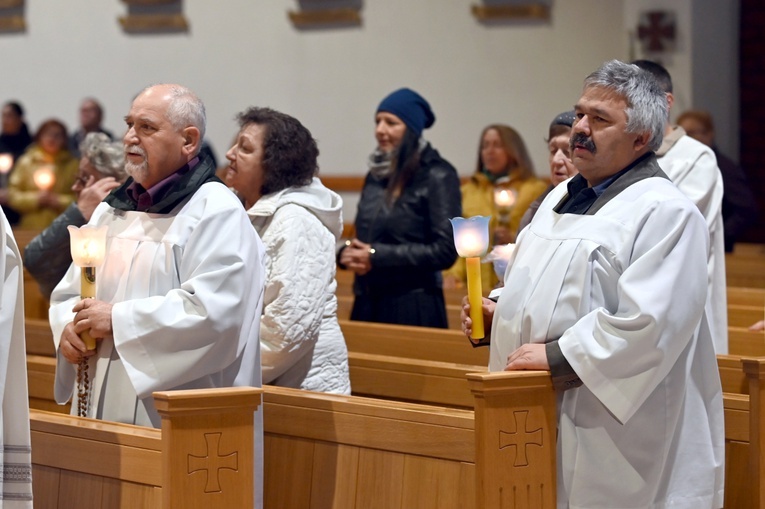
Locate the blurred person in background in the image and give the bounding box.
[8,119,79,229]
[677,109,758,252]
[24,132,125,298]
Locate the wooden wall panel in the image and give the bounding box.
[101,478,161,508]
[354,449,404,509]
[32,465,61,509]
[400,455,472,509]
[264,435,315,509]
[309,442,360,509]
[57,470,104,509]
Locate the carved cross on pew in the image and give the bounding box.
[499,410,543,467]
[188,432,239,493]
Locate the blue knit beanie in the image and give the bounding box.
[376,88,436,137]
[550,110,576,129]
[548,110,576,139]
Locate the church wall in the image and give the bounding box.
[0,0,628,179]
[689,0,740,160]
[0,0,739,221]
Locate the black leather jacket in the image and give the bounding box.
[352,143,462,296]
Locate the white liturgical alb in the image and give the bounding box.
[490,173,724,509]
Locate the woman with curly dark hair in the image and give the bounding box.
[224,106,350,394]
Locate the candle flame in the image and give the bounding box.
[0,154,12,174]
[460,231,481,252]
[494,188,516,208]
[33,166,56,191]
[68,225,108,267]
[450,216,491,257]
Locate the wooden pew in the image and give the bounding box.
[729,286,765,307]
[263,371,556,508]
[340,319,488,366]
[730,326,765,357]
[25,317,485,411]
[339,319,765,506]
[24,325,765,507]
[729,304,765,329]
[30,387,261,509]
[723,357,765,508]
[26,317,765,408]
[726,244,765,288]
[348,351,483,408]
[265,359,765,508]
[27,355,559,508]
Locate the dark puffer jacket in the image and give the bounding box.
[350,143,462,327]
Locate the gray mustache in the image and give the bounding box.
[570,133,596,154]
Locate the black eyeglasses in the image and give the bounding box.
[73,174,90,187]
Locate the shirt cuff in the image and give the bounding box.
[546,340,582,391]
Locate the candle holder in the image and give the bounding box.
[450,216,490,345]
[493,185,517,228]
[0,153,12,189]
[33,165,56,191]
[67,224,108,417]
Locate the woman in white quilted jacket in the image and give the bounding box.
[224,107,350,394]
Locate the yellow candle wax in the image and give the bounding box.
[80,267,97,350]
[466,256,484,341]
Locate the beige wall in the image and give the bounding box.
[0,0,738,220]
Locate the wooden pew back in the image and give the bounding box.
[729,304,765,328]
[340,319,488,366]
[30,387,261,509]
[263,370,557,509]
[726,244,765,288]
[730,326,765,357]
[25,314,765,508]
[728,286,765,307]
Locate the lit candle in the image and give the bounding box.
[450,216,491,343]
[33,165,56,191]
[493,187,516,228]
[68,225,108,350]
[0,153,13,175]
[494,188,516,208]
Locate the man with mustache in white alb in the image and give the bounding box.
[463,60,724,508]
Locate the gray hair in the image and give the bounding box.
[162,84,206,148]
[583,60,668,151]
[79,132,127,180]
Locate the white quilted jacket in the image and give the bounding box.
[247,177,351,394]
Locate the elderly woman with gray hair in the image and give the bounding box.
[24,132,126,298]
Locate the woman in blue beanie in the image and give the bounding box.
[338,88,462,328]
